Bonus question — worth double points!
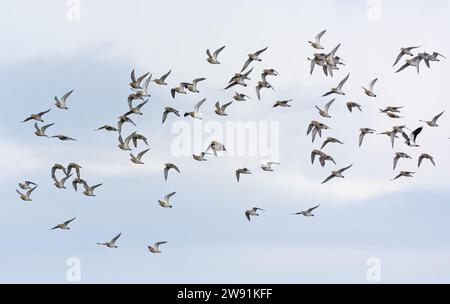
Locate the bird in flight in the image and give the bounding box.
[152,70,171,85]
[51,217,76,230]
[402,127,423,147]
[273,99,292,108]
[315,99,335,118]
[393,152,412,170]
[54,90,74,110]
[393,46,420,67]
[321,137,343,149]
[420,111,444,127]
[322,73,350,96]
[158,192,176,208]
[22,109,51,123]
[184,98,206,119]
[236,168,252,182]
[97,233,122,248]
[245,207,265,221]
[82,182,102,197]
[418,153,435,167]
[261,162,280,172]
[346,101,362,113]
[362,78,378,97]
[18,180,37,190]
[308,30,326,49]
[359,128,376,147]
[391,171,415,181]
[184,78,207,93]
[148,241,168,253]
[130,148,150,164]
[214,101,233,116]
[241,47,268,72]
[206,46,226,64]
[164,163,180,181]
[16,186,37,201]
[162,107,180,123]
[292,204,320,217]
[321,164,353,184]
[96,125,118,132]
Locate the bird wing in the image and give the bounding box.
[307,204,320,213]
[38,108,51,116]
[245,211,251,221]
[393,155,400,170]
[306,123,314,135]
[315,30,326,43]
[130,69,137,83]
[322,90,333,97]
[369,78,378,91]
[418,155,423,167]
[194,98,206,112]
[337,73,350,89]
[206,48,212,58]
[411,127,423,143]
[321,174,334,184]
[42,123,55,131]
[213,45,225,58]
[324,99,335,112]
[91,183,103,191]
[64,217,76,226]
[163,166,169,181]
[111,233,121,244]
[338,164,353,173]
[61,90,74,103]
[155,241,167,249]
[165,192,176,201]
[432,111,444,124]
[255,84,262,100]
[395,62,410,73]
[192,78,206,86]
[162,110,169,123]
[160,69,171,81]
[221,101,233,110]
[236,170,241,182]
[254,46,268,56]
[241,58,253,73]
[359,132,365,147]
[309,58,316,75]
[137,149,150,160]
[327,43,341,58]
[393,52,405,67]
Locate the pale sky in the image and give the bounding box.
[0,0,449,283]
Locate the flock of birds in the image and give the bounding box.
[16,29,447,253]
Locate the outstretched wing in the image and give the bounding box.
[337,73,350,89]
[63,217,76,226]
[338,164,353,173]
[213,45,226,58]
[307,204,320,213]
[111,233,122,244]
[160,69,171,81]
[194,98,206,112]
[369,78,378,91]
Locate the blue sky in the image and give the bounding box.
[0,0,449,283]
